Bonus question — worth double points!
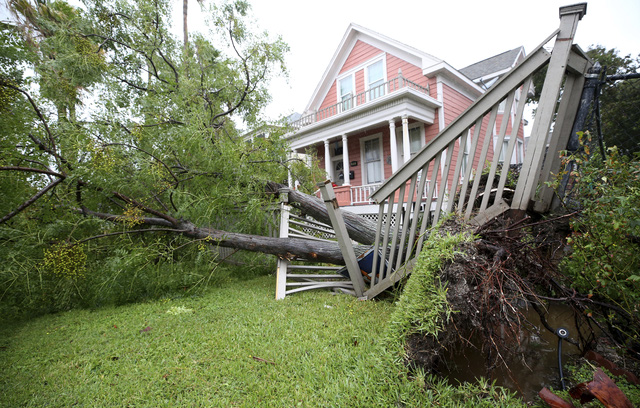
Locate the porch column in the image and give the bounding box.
[389,119,398,172]
[323,139,331,180]
[341,134,350,186]
[402,115,410,163]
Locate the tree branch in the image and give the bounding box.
[0,178,64,224]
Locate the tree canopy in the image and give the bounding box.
[0,0,334,316]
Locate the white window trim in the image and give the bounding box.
[364,56,387,102]
[359,133,384,185]
[336,53,386,106]
[336,75,356,108]
[395,122,425,163]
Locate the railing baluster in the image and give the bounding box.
[496,77,532,204]
[416,155,441,254]
[386,183,407,274]
[405,161,431,258]
[395,173,419,271]
[457,118,483,214]
[446,132,469,213]
[464,105,499,220]
[433,140,456,225]
[479,92,516,213]
[370,203,386,289]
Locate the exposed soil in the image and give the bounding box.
[404,211,640,401]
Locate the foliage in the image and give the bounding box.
[0,274,525,407]
[0,0,314,317]
[554,133,640,344]
[587,46,640,155]
[387,224,473,347]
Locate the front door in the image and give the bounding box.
[332,159,344,186]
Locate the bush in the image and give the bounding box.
[554,133,640,343]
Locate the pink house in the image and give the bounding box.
[286,24,528,214]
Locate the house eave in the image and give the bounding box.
[423,61,484,97]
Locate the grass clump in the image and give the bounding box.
[387,227,473,347]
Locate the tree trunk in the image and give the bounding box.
[180,221,366,264]
[267,184,378,246]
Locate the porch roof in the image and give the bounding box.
[287,87,441,150]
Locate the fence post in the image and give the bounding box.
[317,180,365,298]
[512,3,587,211]
[275,189,290,300]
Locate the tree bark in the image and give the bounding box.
[267,183,378,245]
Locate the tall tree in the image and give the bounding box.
[1,0,371,314]
[586,46,640,154]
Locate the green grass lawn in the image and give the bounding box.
[0,275,523,407]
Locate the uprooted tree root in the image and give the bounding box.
[405,213,640,385]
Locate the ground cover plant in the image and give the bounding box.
[1,274,527,407]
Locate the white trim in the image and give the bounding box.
[339,52,386,80]
[436,79,445,131]
[304,23,442,113]
[336,74,356,107]
[437,74,481,104]
[359,132,384,185]
[423,61,484,97]
[395,121,425,164]
[364,56,387,101]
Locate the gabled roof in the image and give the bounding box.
[459,47,525,84]
[304,23,483,113]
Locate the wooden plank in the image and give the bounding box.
[386,183,407,275]
[405,161,431,259]
[395,173,418,271]
[465,105,499,220]
[416,155,441,255]
[534,67,588,212]
[470,199,510,227]
[479,91,515,212]
[369,203,385,289]
[275,198,291,300]
[457,118,483,214]
[512,5,586,210]
[446,132,467,213]
[317,180,365,297]
[286,265,342,270]
[286,274,347,279]
[433,141,456,225]
[495,77,533,203]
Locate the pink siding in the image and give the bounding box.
[320,82,338,112]
[318,41,430,112]
[386,54,428,89]
[339,40,382,74]
[355,70,365,96]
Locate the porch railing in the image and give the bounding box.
[340,4,590,299]
[350,183,381,204]
[291,75,430,129]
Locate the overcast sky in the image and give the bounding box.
[245,0,639,120]
[2,0,639,121]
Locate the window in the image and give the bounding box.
[498,140,509,163]
[339,76,354,111]
[396,124,424,163]
[332,159,344,186]
[361,135,383,184]
[516,140,524,163]
[332,140,343,156]
[367,59,385,100]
